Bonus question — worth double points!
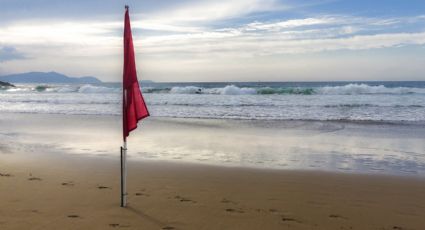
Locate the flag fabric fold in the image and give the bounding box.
[123,7,149,141]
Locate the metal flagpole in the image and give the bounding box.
[121,83,128,207]
[121,141,127,207]
[122,4,129,207]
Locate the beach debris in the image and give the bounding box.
[162,226,175,230]
[109,223,120,228]
[67,214,80,218]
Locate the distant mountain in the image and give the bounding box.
[0,72,102,84]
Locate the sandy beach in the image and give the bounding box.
[1,151,425,230]
[1,113,425,229]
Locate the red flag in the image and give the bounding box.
[122,6,149,141]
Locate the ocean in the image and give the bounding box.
[1,81,424,123]
[1,81,425,176]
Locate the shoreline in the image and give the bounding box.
[5,147,425,180]
[1,111,425,126]
[1,112,424,176]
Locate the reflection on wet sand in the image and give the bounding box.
[1,113,424,176]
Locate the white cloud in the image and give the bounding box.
[136,30,425,58]
[1,15,424,59]
[1,12,425,81]
[0,21,119,46]
[245,17,336,31]
[133,15,425,56]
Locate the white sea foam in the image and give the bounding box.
[317,84,425,95]
[217,85,257,95]
[56,85,78,93]
[3,86,32,92]
[1,83,424,123]
[3,83,425,95]
[156,84,425,95]
[77,85,119,93]
[170,85,257,95]
[170,86,202,94]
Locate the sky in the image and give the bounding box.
[0,0,424,82]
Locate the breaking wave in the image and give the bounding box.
[163,84,425,95]
[2,83,425,95]
[1,82,424,122]
[1,84,120,93]
[169,85,257,95]
[316,84,425,95]
[77,85,120,93]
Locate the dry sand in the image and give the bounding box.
[1,151,424,230]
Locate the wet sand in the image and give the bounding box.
[1,151,425,230]
[0,113,425,229]
[1,113,424,175]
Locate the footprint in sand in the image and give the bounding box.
[109,223,130,228]
[254,208,268,213]
[281,216,302,223]
[28,177,42,181]
[61,181,74,186]
[0,173,12,177]
[265,208,289,216]
[134,192,150,197]
[97,185,111,189]
[221,198,238,205]
[174,195,196,203]
[225,208,245,213]
[268,208,278,213]
[329,214,347,220]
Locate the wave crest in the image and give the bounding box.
[77,84,119,93]
[162,84,425,95]
[317,84,424,95]
[4,83,425,95]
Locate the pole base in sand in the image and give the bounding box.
[120,145,127,207]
